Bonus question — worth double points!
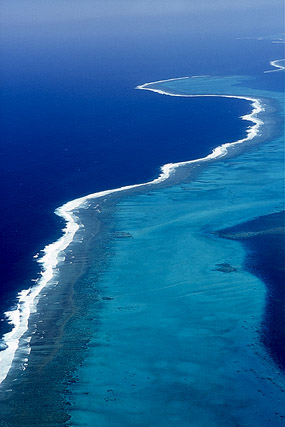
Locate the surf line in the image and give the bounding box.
[264,59,285,73]
[0,76,264,386]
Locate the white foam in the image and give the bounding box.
[264,59,285,73]
[0,75,264,386]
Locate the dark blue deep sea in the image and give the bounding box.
[0,2,284,426]
[0,0,284,348]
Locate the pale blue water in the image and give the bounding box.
[0,2,284,425]
[67,76,284,426]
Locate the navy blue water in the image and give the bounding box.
[219,212,285,369]
[0,1,284,338]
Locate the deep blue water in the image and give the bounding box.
[219,211,285,370]
[0,1,284,333]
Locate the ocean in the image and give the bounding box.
[0,1,284,425]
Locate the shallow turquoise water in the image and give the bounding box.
[68,77,284,426]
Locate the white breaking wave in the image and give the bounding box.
[264,59,285,73]
[0,75,265,386]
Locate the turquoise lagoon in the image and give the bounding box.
[67,76,284,426]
